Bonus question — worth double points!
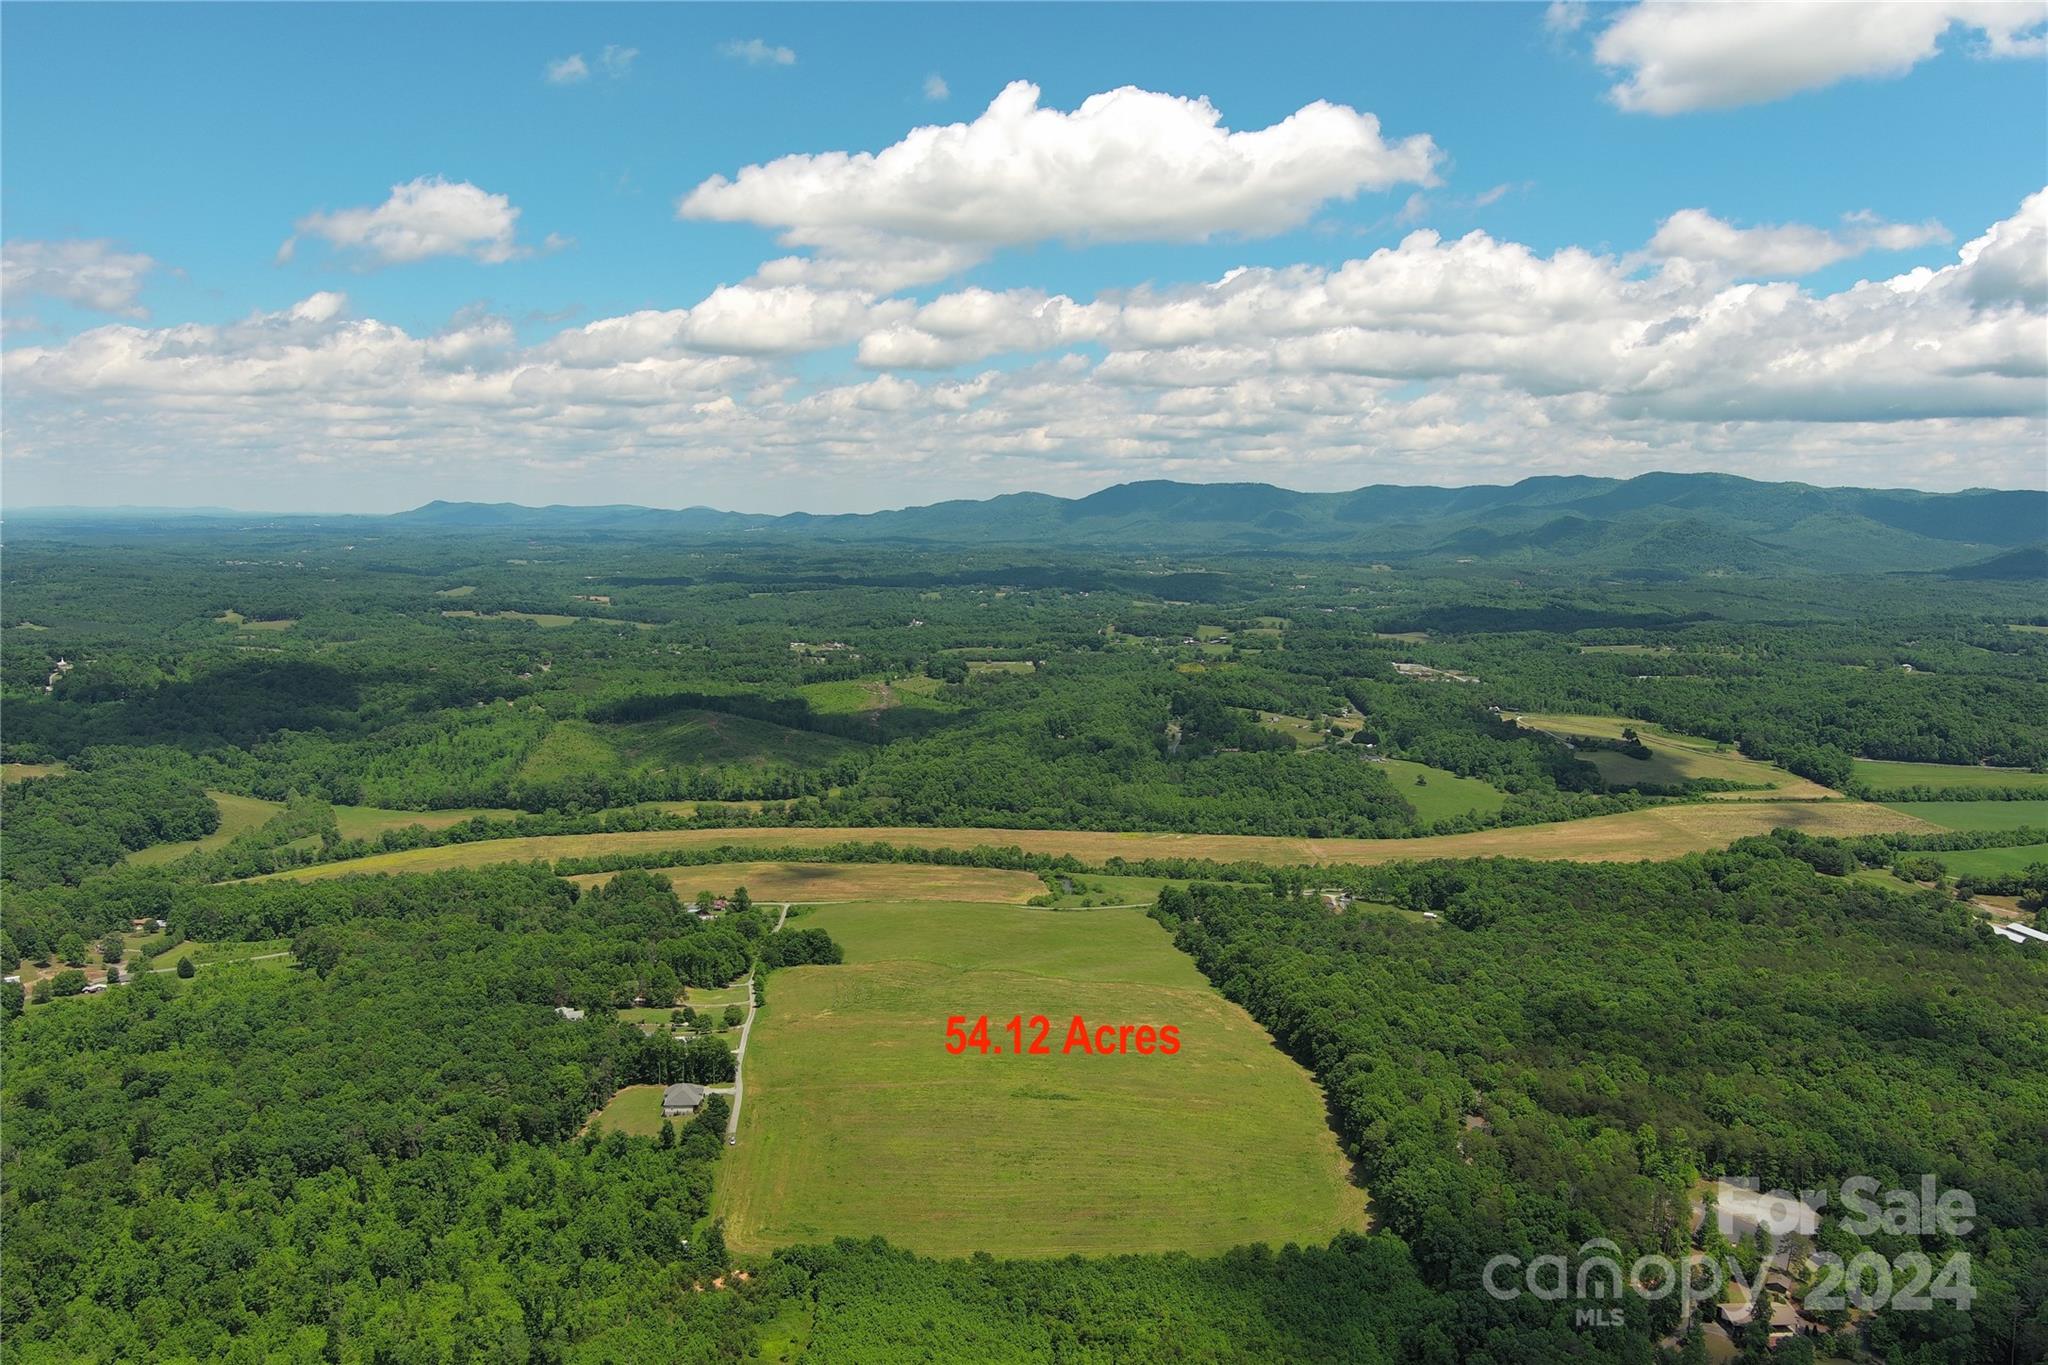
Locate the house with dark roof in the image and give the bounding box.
[662,1082,707,1117]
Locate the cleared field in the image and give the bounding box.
[1,762,66,783]
[1850,758,2048,792]
[714,901,1365,1257]
[331,803,522,839]
[257,801,1934,882]
[798,675,951,714]
[1936,844,2048,878]
[1883,800,2048,832]
[965,660,1034,674]
[147,938,294,971]
[1515,713,1835,799]
[128,792,285,865]
[441,609,580,627]
[566,860,1046,904]
[682,981,754,1011]
[586,1084,673,1138]
[1378,758,1509,823]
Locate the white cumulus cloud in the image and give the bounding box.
[1649,207,1951,275]
[282,176,530,267]
[2,239,159,317]
[1592,1,2048,114]
[679,81,1441,287]
[923,73,950,101]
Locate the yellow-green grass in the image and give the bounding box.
[10,621,50,631]
[256,801,1935,883]
[142,939,295,973]
[798,675,952,715]
[2009,624,2048,635]
[1256,709,1364,746]
[1373,631,1429,643]
[434,584,476,597]
[440,609,581,627]
[2,762,66,783]
[128,792,285,865]
[585,1084,699,1139]
[637,799,781,817]
[331,803,523,839]
[1040,873,1217,908]
[714,901,1365,1256]
[1882,800,2048,832]
[1935,844,2048,878]
[1378,759,1509,823]
[1577,644,1673,655]
[965,660,1034,674]
[1850,758,2048,792]
[683,981,754,1011]
[567,860,1046,904]
[1515,713,1835,799]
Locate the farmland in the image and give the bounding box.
[259,800,1931,882]
[1882,799,2048,832]
[714,900,1365,1257]
[1849,757,2048,792]
[566,859,1046,904]
[1513,712,1835,798]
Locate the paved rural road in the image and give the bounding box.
[722,903,791,1144]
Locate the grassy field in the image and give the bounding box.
[1850,759,2048,792]
[1881,800,2048,832]
[440,609,581,627]
[147,938,295,971]
[260,801,1930,883]
[1514,713,1835,799]
[1,762,67,783]
[585,1083,700,1139]
[1377,759,1509,823]
[330,803,524,839]
[714,901,1365,1257]
[128,792,286,865]
[567,860,1047,904]
[1934,844,2048,877]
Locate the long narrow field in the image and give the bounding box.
[1850,758,2048,792]
[564,860,1046,903]
[256,800,1932,882]
[1513,713,1837,799]
[714,901,1365,1257]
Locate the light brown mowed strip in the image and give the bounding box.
[563,860,1046,903]
[256,801,1933,882]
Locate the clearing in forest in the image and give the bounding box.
[258,800,1931,883]
[1513,713,1835,799]
[1850,758,2048,792]
[565,860,1045,904]
[713,901,1365,1257]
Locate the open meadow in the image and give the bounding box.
[713,900,1366,1257]
[1512,713,1836,799]
[1851,758,2048,792]
[258,800,1931,883]
[565,859,1047,903]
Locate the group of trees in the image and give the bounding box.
[1154,846,2048,1362]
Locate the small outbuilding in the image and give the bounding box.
[662,1083,707,1117]
[555,1005,585,1021]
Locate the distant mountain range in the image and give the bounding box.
[13,472,2046,576]
[381,472,2045,576]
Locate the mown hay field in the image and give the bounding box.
[257,801,1932,883]
[713,900,1365,1257]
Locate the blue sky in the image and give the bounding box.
[4,2,2044,512]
